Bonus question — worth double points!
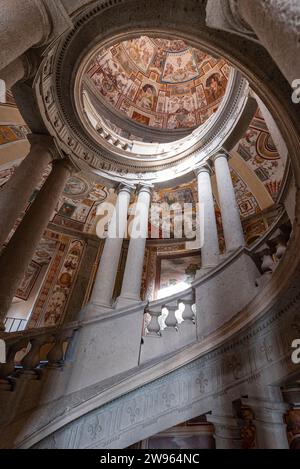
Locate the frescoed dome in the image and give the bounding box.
[83,36,231,131]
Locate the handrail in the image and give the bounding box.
[0,321,80,382]
[248,208,287,253]
[0,320,80,342]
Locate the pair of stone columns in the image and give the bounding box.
[196,152,245,268]
[89,185,152,314]
[209,387,289,449]
[90,152,243,310]
[0,135,73,330]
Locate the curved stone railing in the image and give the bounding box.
[140,218,292,363]
[140,288,196,363]
[0,214,293,448]
[0,322,79,390]
[0,221,294,449]
[0,218,291,393]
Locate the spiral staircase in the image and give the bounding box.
[0,0,300,450]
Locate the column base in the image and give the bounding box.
[114,294,141,310]
[84,302,114,319]
[208,414,243,449]
[195,264,218,279]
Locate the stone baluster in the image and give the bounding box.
[117,185,152,307]
[0,134,56,248]
[195,164,220,268]
[213,152,245,253]
[0,337,29,383]
[88,184,133,313]
[20,335,53,373]
[181,297,196,324]
[47,329,75,367]
[274,234,288,261]
[0,0,72,72]
[164,302,179,330]
[0,158,74,330]
[145,305,162,336]
[260,248,275,274]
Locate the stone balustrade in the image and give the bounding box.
[0,323,78,389]
[0,219,291,395]
[140,290,197,364]
[254,222,291,288]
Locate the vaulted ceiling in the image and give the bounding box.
[85,36,231,131]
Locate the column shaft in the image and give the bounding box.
[209,415,243,449]
[196,166,219,267]
[214,153,245,252]
[0,0,47,71]
[238,0,300,85]
[0,135,54,248]
[0,159,72,329]
[117,186,152,306]
[0,51,37,90]
[244,388,289,449]
[0,0,72,72]
[0,57,26,90]
[89,185,132,309]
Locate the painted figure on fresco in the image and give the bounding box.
[125,36,155,72]
[162,50,199,83]
[205,73,226,103]
[137,84,156,110]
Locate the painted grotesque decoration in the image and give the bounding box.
[85,36,231,130]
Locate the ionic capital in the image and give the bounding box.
[27,134,59,160]
[117,183,136,197]
[194,163,212,177]
[211,150,231,164]
[137,184,154,196]
[206,0,254,37]
[34,0,73,46]
[21,50,40,82]
[53,157,77,177]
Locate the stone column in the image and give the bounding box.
[243,388,289,449]
[0,158,73,330]
[64,237,100,323]
[206,0,300,85]
[117,185,152,307]
[213,152,245,252]
[0,51,37,90]
[0,0,72,72]
[209,414,243,449]
[195,165,219,268]
[0,135,55,248]
[88,184,133,311]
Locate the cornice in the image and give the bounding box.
[33,1,250,185]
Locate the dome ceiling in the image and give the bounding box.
[84,36,231,131]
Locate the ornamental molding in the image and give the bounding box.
[11,284,300,449]
[34,1,250,186]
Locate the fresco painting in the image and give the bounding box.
[86,36,230,130]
